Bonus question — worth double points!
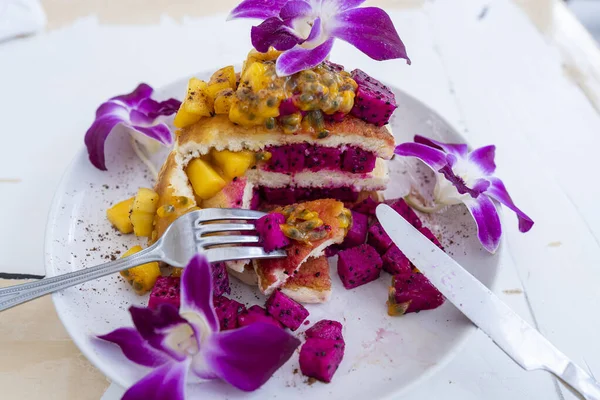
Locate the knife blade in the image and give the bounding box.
[376,204,600,400]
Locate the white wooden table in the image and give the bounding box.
[1,1,599,399]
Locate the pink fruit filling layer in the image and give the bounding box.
[259,186,359,206]
[263,144,377,174]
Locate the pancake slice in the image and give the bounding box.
[254,199,347,295]
[281,257,331,304]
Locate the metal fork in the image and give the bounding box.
[0,208,285,312]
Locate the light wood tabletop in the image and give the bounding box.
[2,1,600,399]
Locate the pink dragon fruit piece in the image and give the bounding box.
[261,187,297,205]
[238,305,285,329]
[341,146,377,173]
[148,276,181,310]
[325,245,341,257]
[340,210,368,249]
[265,146,290,172]
[265,290,310,331]
[337,244,383,289]
[213,296,247,330]
[299,338,345,383]
[419,226,444,249]
[325,187,360,203]
[305,320,344,341]
[305,145,343,170]
[250,189,261,210]
[279,98,299,116]
[324,60,345,73]
[387,273,445,315]
[386,198,423,229]
[255,212,290,252]
[350,69,398,127]
[323,111,346,123]
[382,245,412,277]
[288,144,308,172]
[352,197,380,216]
[211,262,230,297]
[367,222,394,254]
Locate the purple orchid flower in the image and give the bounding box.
[395,135,534,253]
[228,0,410,76]
[84,83,181,171]
[98,254,300,399]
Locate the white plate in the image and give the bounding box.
[45,74,500,399]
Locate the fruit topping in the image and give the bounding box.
[106,197,134,234]
[387,273,444,315]
[350,69,397,127]
[265,290,310,331]
[130,188,159,237]
[119,245,161,294]
[337,244,383,289]
[255,212,291,252]
[148,276,181,310]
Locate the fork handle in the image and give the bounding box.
[0,245,162,312]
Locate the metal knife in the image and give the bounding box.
[376,204,600,400]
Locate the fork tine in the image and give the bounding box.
[204,247,287,263]
[198,235,259,247]
[195,223,256,237]
[194,209,266,228]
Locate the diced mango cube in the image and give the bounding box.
[106,197,134,234]
[173,108,202,128]
[173,78,213,128]
[244,49,281,73]
[130,188,159,237]
[120,245,161,294]
[213,89,234,115]
[207,66,236,99]
[242,62,270,91]
[212,150,255,180]
[186,158,227,200]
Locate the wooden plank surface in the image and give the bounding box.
[1,0,599,399]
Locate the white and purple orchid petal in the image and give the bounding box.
[84,102,130,171]
[129,304,190,361]
[463,195,502,253]
[330,0,368,11]
[414,135,469,158]
[276,37,334,76]
[438,164,490,198]
[122,360,190,400]
[130,123,174,146]
[251,17,304,53]
[228,0,289,20]
[330,7,410,63]
[486,177,534,233]
[279,0,312,20]
[85,84,179,171]
[136,97,181,120]
[111,83,154,108]
[468,145,497,176]
[180,254,219,334]
[97,328,170,368]
[394,142,448,170]
[304,17,322,43]
[197,323,301,392]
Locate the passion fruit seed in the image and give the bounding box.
[297,218,324,230]
[157,204,175,218]
[175,197,189,206]
[307,229,328,241]
[265,117,276,129]
[255,151,272,161]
